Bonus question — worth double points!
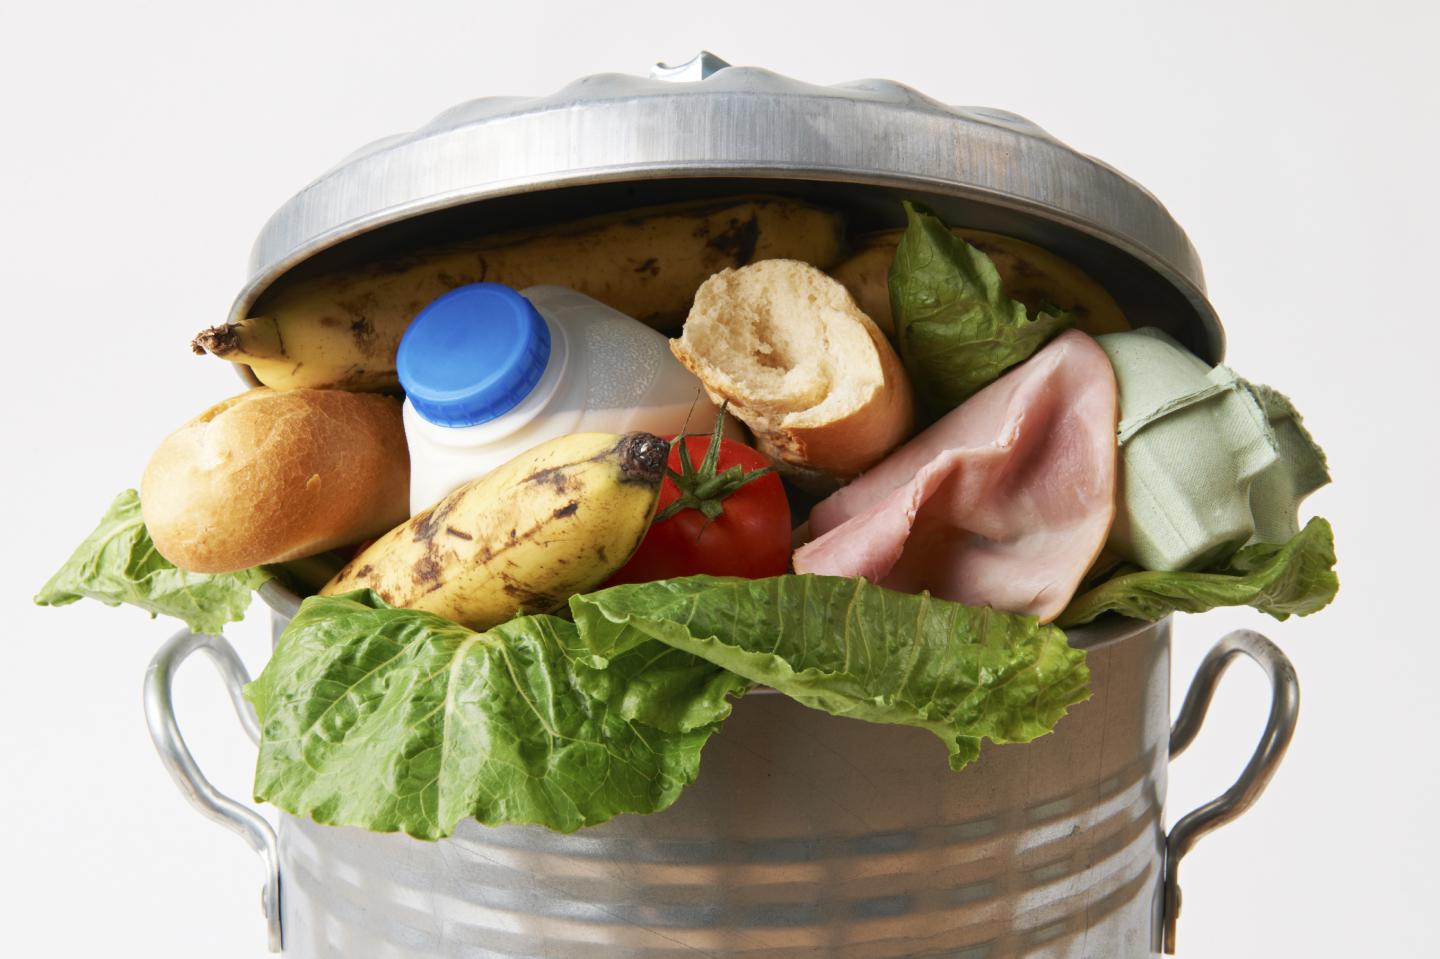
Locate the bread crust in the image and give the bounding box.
[670,260,914,490]
[141,388,409,573]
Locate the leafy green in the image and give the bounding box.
[246,577,1091,837]
[246,590,747,839]
[1057,516,1339,627]
[573,575,1091,771]
[888,202,1073,415]
[34,490,269,634]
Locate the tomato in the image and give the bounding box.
[605,420,791,584]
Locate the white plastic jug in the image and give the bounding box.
[398,283,726,514]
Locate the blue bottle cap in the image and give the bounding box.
[397,283,552,427]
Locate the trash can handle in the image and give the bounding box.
[1162,629,1300,954]
[143,629,282,953]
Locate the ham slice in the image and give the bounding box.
[793,330,1117,622]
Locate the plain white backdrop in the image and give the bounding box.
[3,1,1436,955]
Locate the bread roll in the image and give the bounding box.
[142,388,409,573]
[670,260,914,489]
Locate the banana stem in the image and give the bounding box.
[190,316,284,361]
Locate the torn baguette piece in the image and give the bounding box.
[669,259,915,489]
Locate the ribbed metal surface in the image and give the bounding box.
[277,619,1170,958]
[231,60,1222,364]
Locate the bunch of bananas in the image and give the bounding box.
[179,194,849,625]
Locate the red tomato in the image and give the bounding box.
[605,430,791,584]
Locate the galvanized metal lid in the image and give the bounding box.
[234,53,1223,360]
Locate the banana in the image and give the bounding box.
[193,196,845,392]
[321,432,668,630]
[830,228,1130,338]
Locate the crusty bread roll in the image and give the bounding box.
[141,388,409,573]
[670,260,915,489]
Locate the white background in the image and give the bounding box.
[3,1,1436,956]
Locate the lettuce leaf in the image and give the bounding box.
[1057,516,1339,627]
[247,577,1090,837]
[246,590,747,839]
[34,490,269,634]
[889,202,1073,415]
[573,575,1091,771]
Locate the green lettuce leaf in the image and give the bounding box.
[889,202,1073,415]
[1057,516,1339,628]
[247,577,1091,836]
[246,590,747,839]
[34,490,269,634]
[572,575,1091,771]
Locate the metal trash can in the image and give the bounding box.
[143,53,1300,957]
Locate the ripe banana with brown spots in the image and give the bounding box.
[321,432,668,630]
[192,196,845,392]
[830,228,1130,337]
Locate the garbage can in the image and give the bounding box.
[144,53,1299,958]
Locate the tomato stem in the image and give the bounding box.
[653,403,773,525]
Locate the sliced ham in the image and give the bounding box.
[793,330,1117,622]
